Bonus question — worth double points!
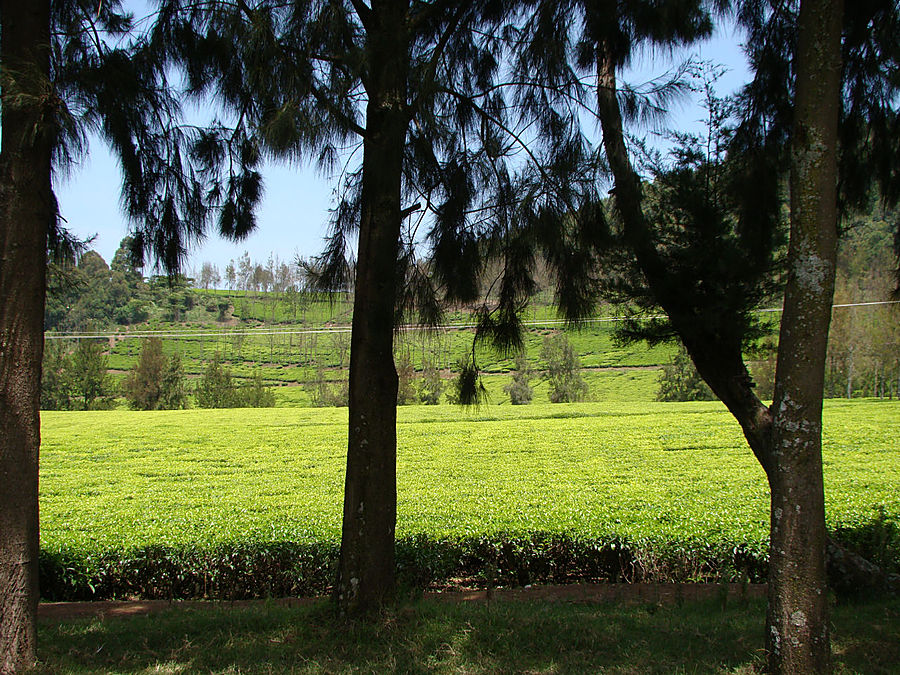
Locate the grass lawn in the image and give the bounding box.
[33,594,900,674]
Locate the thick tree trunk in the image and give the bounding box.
[334,0,409,615]
[0,2,53,672]
[765,0,842,671]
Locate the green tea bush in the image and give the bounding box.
[38,401,898,600]
[39,534,769,601]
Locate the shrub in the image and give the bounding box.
[38,533,768,601]
[195,354,240,408]
[41,340,74,410]
[540,334,588,403]
[304,365,348,407]
[123,338,188,410]
[396,349,416,405]
[504,351,534,405]
[195,354,276,408]
[242,372,276,408]
[418,363,444,405]
[656,345,716,402]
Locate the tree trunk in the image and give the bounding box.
[845,346,853,398]
[0,2,53,672]
[596,49,778,473]
[765,0,842,671]
[595,8,843,667]
[334,0,409,615]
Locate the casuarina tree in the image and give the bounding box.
[152,0,581,613]
[508,0,897,671]
[0,3,53,669]
[1,2,222,668]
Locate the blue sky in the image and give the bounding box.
[54,15,750,276]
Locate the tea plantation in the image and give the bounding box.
[39,399,900,599]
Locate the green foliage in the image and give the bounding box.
[41,340,75,410]
[448,356,488,406]
[656,345,716,402]
[37,401,900,599]
[304,365,348,408]
[194,353,276,408]
[195,353,240,408]
[69,340,114,410]
[123,338,188,410]
[241,372,276,408]
[45,242,150,331]
[417,363,445,405]
[504,351,534,405]
[396,348,417,406]
[540,334,588,403]
[747,339,778,402]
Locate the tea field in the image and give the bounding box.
[39,399,900,599]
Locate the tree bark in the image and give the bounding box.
[765,0,842,671]
[595,7,843,667]
[0,2,53,672]
[334,0,409,615]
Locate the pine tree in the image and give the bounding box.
[153,0,544,613]
[2,3,221,662]
[512,0,897,669]
[0,7,53,666]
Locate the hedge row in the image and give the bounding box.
[39,533,770,601]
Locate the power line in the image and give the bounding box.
[44,299,900,340]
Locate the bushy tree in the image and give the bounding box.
[417,362,444,405]
[305,363,349,408]
[123,338,187,410]
[242,372,276,408]
[540,334,588,403]
[195,353,239,408]
[40,341,74,411]
[69,340,113,410]
[395,348,416,406]
[195,354,276,408]
[504,351,534,405]
[656,345,716,402]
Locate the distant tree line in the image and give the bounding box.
[41,338,274,411]
[46,237,198,331]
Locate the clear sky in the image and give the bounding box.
[54,13,750,276]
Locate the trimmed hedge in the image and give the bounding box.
[39,534,770,601]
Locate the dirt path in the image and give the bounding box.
[38,583,767,622]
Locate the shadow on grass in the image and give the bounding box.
[35,595,898,674]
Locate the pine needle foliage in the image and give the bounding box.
[150,0,597,366]
[735,0,900,291]
[50,1,220,274]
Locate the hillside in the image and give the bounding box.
[42,213,899,409]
